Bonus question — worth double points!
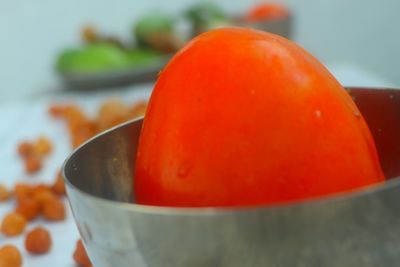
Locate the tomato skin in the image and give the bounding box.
[135,28,385,207]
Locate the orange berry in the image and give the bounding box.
[97,99,130,131]
[42,196,66,221]
[0,245,22,267]
[0,185,11,202]
[52,171,66,196]
[48,104,76,118]
[33,190,55,208]
[15,196,40,221]
[33,184,52,195]
[17,141,33,158]
[25,155,42,174]
[49,102,100,148]
[69,119,98,148]
[1,212,27,237]
[73,239,92,267]
[129,101,147,119]
[34,136,53,156]
[25,226,52,254]
[48,104,64,117]
[64,106,87,128]
[14,183,34,201]
[71,133,88,148]
[32,185,55,212]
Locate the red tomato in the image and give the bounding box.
[244,3,289,22]
[135,28,385,207]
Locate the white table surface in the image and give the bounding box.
[0,65,394,266]
[0,85,151,267]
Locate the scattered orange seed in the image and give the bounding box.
[0,185,11,202]
[42,196,66,221]
[52,171,66,196]
[97,99,130,131]
[48,104,75,118]
[15,196,40,221]
[14,183,35,201]
[129,100,147,118]
[9,100,152,264]
[62,105,97,148]
[50,99,147,148]
[33,190,55,209]
[34,136,53,156]
[18,136,53,175]
[32,184,56,212]
[1,212,27,237]
[48,104,63,117]
[25,226,52,254]
[24,155,42,174]
[73,239,92,267]
[17,142,34,158]
[0,245,22,267]
[33,184,52,195]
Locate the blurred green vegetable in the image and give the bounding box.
[56,43,163,74]
[56,43,130,74]
[126,49,164,66]
[185,2,231,35]
[133,13,175,48]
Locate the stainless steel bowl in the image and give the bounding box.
[63,87,400,267]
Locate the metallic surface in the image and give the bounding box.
[64,88,400,267]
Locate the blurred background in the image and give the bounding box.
[1,0,399,102]
[0,1,399,266]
